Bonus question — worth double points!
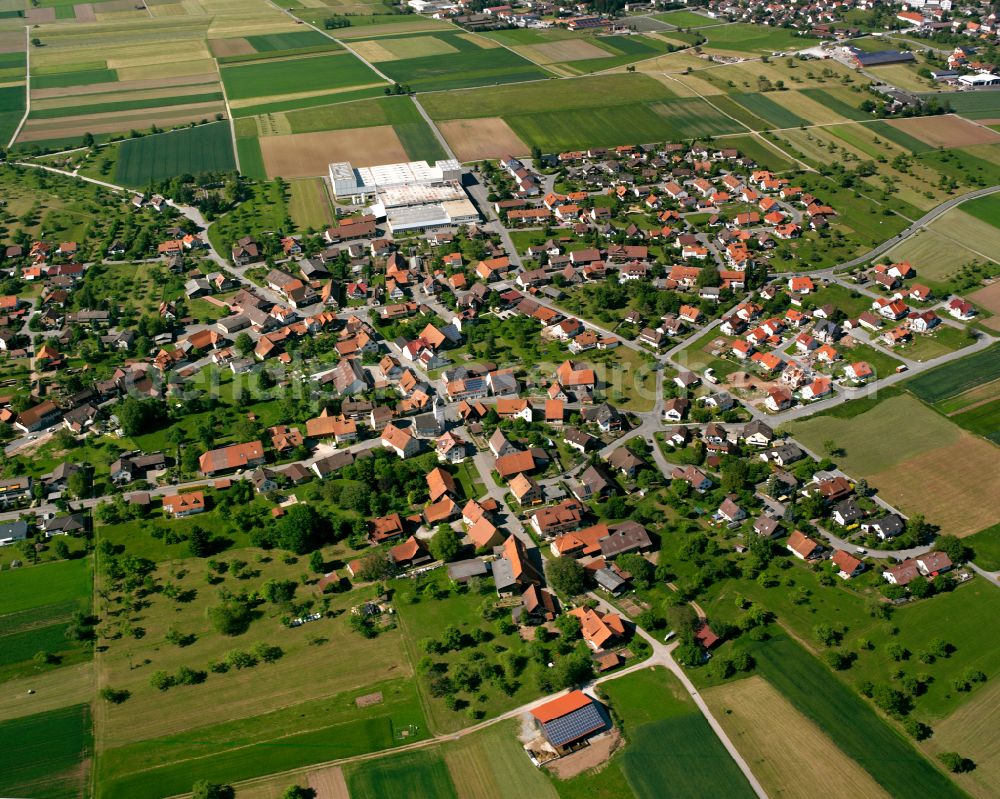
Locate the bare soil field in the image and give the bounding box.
[438,117,528,161]
[705,676,891,799]
[0,31,24,53]
[260,126,407,178]
[969,281,1000,315]
[887,115,1000,148]
[869,434,1000,537]
[308,765,351,799]
[210,37,255,57]
[74,3,97,23]
[925,677,1000,799]
[32,72,218,100]
[545,729,621,779]
[520,39,611,64]
[25,7,56,23]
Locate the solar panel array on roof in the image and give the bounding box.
[541,703,605,747]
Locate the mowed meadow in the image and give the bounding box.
[0,558,95,799]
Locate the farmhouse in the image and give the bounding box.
[198,441,265,476]
[529,691,607,756]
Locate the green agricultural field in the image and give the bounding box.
[443,719,558,799]
[29,91,224,121]
[706,95,771,131]
[558,34,674,75]
[906,343,1000,403]
[798,88,869,121]
[596,667,755,799]
[113,122,235,185]
[717,134,794,170]
[221,51,384,101]
[99,679,427,799]
[347,750,458,799]
[790,393,956,475]
[961,193,1000,231]
[245,30,335,51]
[505,96,741,153]
[918,146,1000,188]
[930,90,1000,120]
[730,93,808,129]
[31,67,119,90]
[282,94,446,160]
[748,636,964,798]
[367,31,550,92]
[288,177,332,230]
[420,72,674,120]
[0,558,92,615]
[702,24,815,54]
[0,84,24,146]
[0,704,92,799]
[967,523,1000,570]
[949,397,1000,444]
[236,133,267,180]
[653,9,717,27]
[864,120,932,154]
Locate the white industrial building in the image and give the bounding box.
[958,73,1000,87]
[328,159,478,233]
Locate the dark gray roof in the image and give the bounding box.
[541,702,605,746]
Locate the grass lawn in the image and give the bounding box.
[0,558,92,615]
[893,325,973,362]
[443,719,559,799]
[806,283,873,318]
[654,9,716,27]
[789,393,956,475]
[94,541,413,758]
[288,177,333,231]
[221,52,384,102]
[347,749,457,799]
[838,341,903,379]
[99,678,427,799]
[0,704,92,799]
[392,570,548,734]
[702,24,816,54]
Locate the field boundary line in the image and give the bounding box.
[7,26,30,149]
[216,64,240,173]
[410,95,457,162]
[657,71,815,173]
[264,0,394,84]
